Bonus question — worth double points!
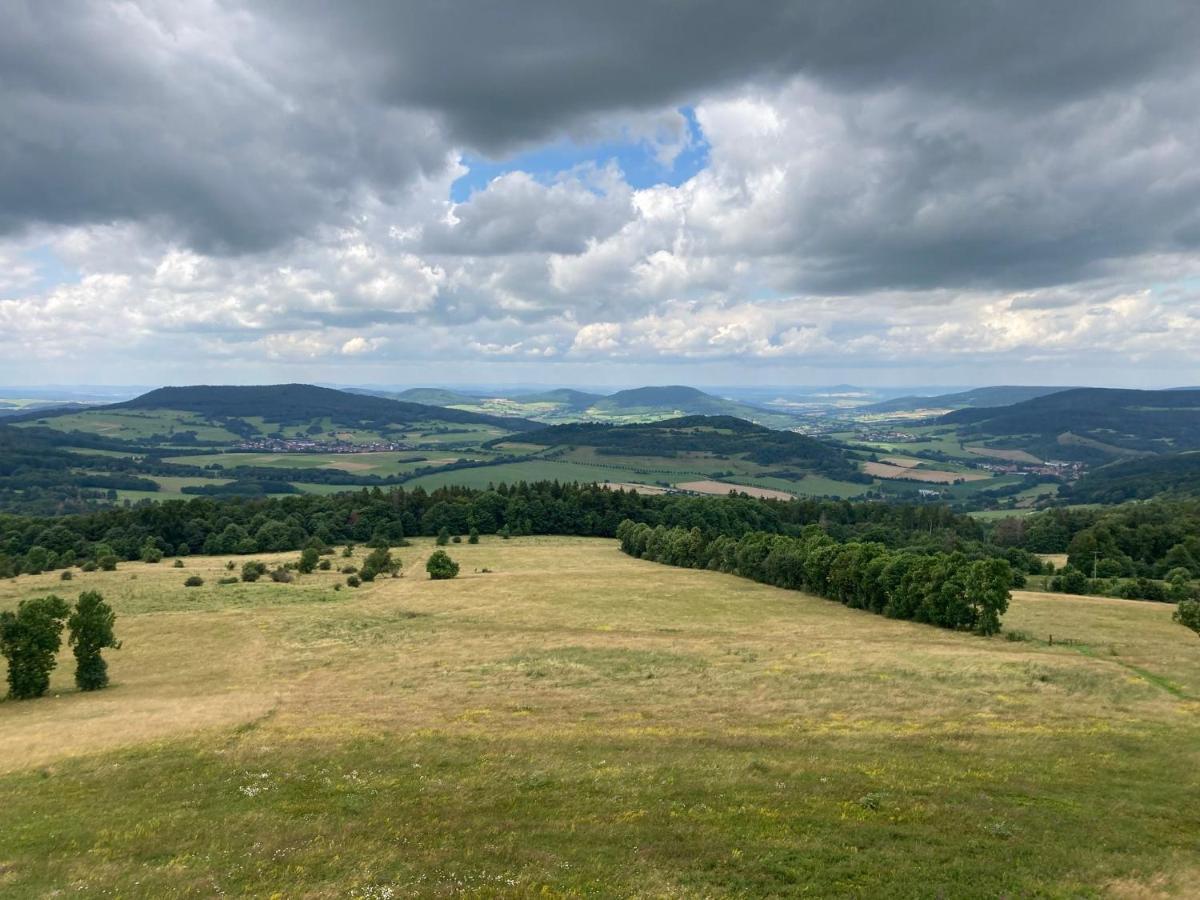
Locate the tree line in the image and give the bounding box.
[0,481,1046,581]
[617,520,1012,636]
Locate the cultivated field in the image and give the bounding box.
[863,461,991,483]
[1,538,1198,896]
[675,479,796,500]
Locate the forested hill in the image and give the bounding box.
[860,385,1072,414]
[939,388,1200,460]
[1066,452,1200,503]
[114,384,540,430]
[508,415,867,481]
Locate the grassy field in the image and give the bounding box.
[1,538,1198,897]
[163,451,471,476]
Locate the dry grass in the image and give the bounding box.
[675,479,794,500]
[1,538,1198,896]
[965,445,1043,463]
[863,461,991,483]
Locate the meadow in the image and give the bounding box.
[1,538,1197,897]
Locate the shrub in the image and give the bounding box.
[270,568,294,583]
[217,576,239,585]
[60,570,73,581]
[1174,599,1200,637]
[452,535,462,544]
[184,575,205,587]
[318,559,331,571]
[225,561,236,571]
[140,542,163,563]
[298,547,320,574]
[97,554,118,572]
[80,560,97,573]
[173,559,185,568]
[241,560,268,582]
[346,575,361,587]
[68,591,120,691]
[0,595,71,699]
[341,565,358,574]
[342,544,355,558]
[468,528,480,545]
[426,550,460,580]
[436,527,450,546]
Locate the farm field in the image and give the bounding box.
[675,479,795,500]
[862,461,991,483]
[163,451,470,476]
[1,538,1198,896]
[20,409,246,443]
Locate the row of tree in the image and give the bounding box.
[0,482,1032,580]
[617,520,1013,636]
[0,591,119,699]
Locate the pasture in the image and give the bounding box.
[1,538,1198,896]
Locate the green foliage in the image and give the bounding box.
[617,519,1011,636]
[468,527,480,544]
[184,575,204,587]
[1050,566,1089,595]
[140,541,163,563]
[269,568,293,583]
[426,550,460,580]
[317,558,331,571]
[346,574,361,587]
[240,561,267,583]
[173,559,184,568]
[436,527,450,546]
[60,570,73,581]
[1174,599,1200,637]
[0,595,71,699]
[297,546,320,574]
[360,547,398,582]
[67,591,120,691]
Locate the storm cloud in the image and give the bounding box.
[1,1,1199,384]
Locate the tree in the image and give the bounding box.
[298,546,320,574]
[1175,599,1200,638]
[140,540,163,563]
[468,527,480,544]
[0,595,70,699]
[426,550,460,580]
[361,546,398,581]
[436,527,450,546]
[68,591,120,691]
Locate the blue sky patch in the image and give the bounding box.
[451,107,709,202]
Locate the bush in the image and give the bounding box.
[426,550,460,580]
[68,591,120,691]
[184,575,205,587]
[1175,599,1200,637]
[341,565,358,574]
[173,559,185,568]
[346,575,361,587]
[342,544,355,558]
[218,576,239,585]
[452,535,462,544]
[241,561,268,583]
[468,528,480,545]
[225,561,236,571]
[298,547,320,574]
[60,570,73,581]
[436,527,450,546]
[140,543,163,563]
[0,595,71,699]
[318,559,331,571]
[97,554,118,572]
[270,568,294,583]
[80,560,97,573]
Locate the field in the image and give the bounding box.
[2,538,1198,896]
[862,461,991,483]
[675,479,795,500]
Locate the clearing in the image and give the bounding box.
[862,461,991,483]
[1,538,1198,896]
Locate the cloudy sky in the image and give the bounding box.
[2,1,1199,389]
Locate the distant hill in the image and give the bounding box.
[586,385,799,426]
[1068,452,1200,503]
[513,388,604,409]
[860,385,1073,415]
[346,387,485,407]
[115,384,538,430]
[940,388,1200,461]
[511,415,865,482]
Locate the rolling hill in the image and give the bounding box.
[349,384,801,427]
[507,415,867,484]
[940,388,1200,461]
[858,385,1074,416]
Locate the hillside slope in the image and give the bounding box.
[940,388,1200,460]
[115,384,538,430]
[861,385,1073,414]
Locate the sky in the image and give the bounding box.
[2,1,1199,389]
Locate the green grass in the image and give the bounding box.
[2,540,1199,896]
